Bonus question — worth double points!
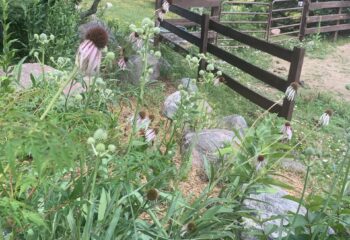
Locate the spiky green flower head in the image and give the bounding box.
[94,129,108,141]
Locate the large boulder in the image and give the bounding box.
[242,188,334,239]
[0,63,91,95]
[123,54,161,85]
[280,159,307,174]
[243,188,307,239]
[8,63,58,90]
[181,129,239,169]
[216,114,248,137]
[163,91,212,119]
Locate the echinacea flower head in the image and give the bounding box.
[319,109,333,127]
[280,122,292,141]
[146,188,159,201]
[118,57,127,71]
[162,0,170,13]
[145,128,158,143]
[156,9,165,21]
[285,82,299,101]
[129,32,143,48]
[76,24,109,76]
[256,155,266,171]
[130,111,151,130]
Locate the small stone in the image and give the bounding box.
[216,115,248,137]
[181,78,198,93]
[163,91,212,119]
[122,54,161,85]
[181,129,239,170]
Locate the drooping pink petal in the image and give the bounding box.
[86,47,98,75]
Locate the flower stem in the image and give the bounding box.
[284,164,310,239]
[127,39,149,153]
[40,66,78,120]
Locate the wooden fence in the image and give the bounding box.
[156,2,305,120]
[300,0,350,41]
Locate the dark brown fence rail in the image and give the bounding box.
[156,2,305,120]
[300,0,350,41]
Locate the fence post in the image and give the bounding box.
[333,0,344,41]
[280,47,305,120]
[299,0,310,41]
[266,1,274,42]
[198,14,210,75]
[154,0,162,47]
[210,5,221,44]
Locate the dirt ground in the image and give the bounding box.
[272,43,350,101]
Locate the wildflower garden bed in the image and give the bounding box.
[0,0,349,239]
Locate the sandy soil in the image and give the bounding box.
[272,43,350,101]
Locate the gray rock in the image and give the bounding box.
[217,114,248,136]
[280,159,307,174]
[242,187,335,239]
[10,63,58,90]
[123,54,161,85]
[181,129,239,168]
[0,63,90,95]
[243,188,307,239]
[163,91,212,119]
[181,78,198,93]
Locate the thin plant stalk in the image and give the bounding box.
[284,164,311,239]
[127,38,150,153]
[40,66,79,120]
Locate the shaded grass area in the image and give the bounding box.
[82,0,155,27]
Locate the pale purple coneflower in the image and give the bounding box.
[285,82,299,101]
[145,128,158,143]
[319,109,333,127]
[76,24,109,76]
[213,76,225,86]
[129,32,143,48]
[156,9,165,22]
[162,0,170,13]
[118,57,127,71]
[280,122,292,141]
[130,111,151,130]
[256,155,266,171]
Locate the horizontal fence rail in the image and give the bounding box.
[155,1,305,120]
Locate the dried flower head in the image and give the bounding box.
[146,188,159,201]
[319,109,333,127]
[76,24,109,75]
[285,82,299,101]
[257,155,265,162]
[149,114,155,122]
[280,122,292,141]
[139,111,147,119]
[187,222,196,232]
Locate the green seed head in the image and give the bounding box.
[96,143,106,153]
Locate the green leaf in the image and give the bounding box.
[260,177,294,190]
[98,188,108,222]
[104,207,122,240]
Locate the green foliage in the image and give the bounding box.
[0,0,79,61]
[0,1,349,239]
